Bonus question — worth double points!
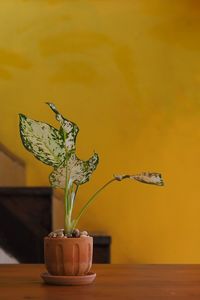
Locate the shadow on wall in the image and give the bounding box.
[141,0,200,50]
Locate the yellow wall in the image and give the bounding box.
[1,0,200,263]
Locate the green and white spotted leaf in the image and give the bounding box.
[49,153,99,188]
[114,172,164,186]
[46,102,79,153]
[131,172,164,186]
[19,114,65,167]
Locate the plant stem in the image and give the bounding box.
[64,164,69,233]
[74,184,79,203]
[72,178,117,230]
[64,130,72,233]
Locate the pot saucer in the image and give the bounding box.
[41,272,96,286]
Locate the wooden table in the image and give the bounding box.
[1,264,200,299]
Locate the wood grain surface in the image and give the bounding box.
[1,264,200,299]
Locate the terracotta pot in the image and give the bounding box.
[44,236,93,276]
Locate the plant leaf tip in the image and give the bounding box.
[19,113,26,119]
[46,101,55,107]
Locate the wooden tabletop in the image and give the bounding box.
[1,264,200,299]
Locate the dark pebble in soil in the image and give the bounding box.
[72,229,80,237]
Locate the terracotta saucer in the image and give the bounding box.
[41,272,96,286]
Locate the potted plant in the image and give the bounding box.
[19,103,164,285]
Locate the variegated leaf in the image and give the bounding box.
[131,172,164,186]
[49,153,99,188]
[114,172,164,186]
[19,114,65,167]
[46,102,79,153]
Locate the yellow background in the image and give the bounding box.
[0,0,200,263]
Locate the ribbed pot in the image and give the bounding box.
[44,236,93,276]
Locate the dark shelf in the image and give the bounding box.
[0,187,111,263]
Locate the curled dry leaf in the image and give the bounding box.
[114,172,164,186]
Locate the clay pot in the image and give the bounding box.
[44,236,93,276]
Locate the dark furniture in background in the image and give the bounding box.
[0,187,111,263]
[0,187,52,263]
[92,235,111,263]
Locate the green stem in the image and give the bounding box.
[64,131,72,233]
[74,184,79,203]
[64,187,68,232]
[72,178,117,230]
[64,163,69,233]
